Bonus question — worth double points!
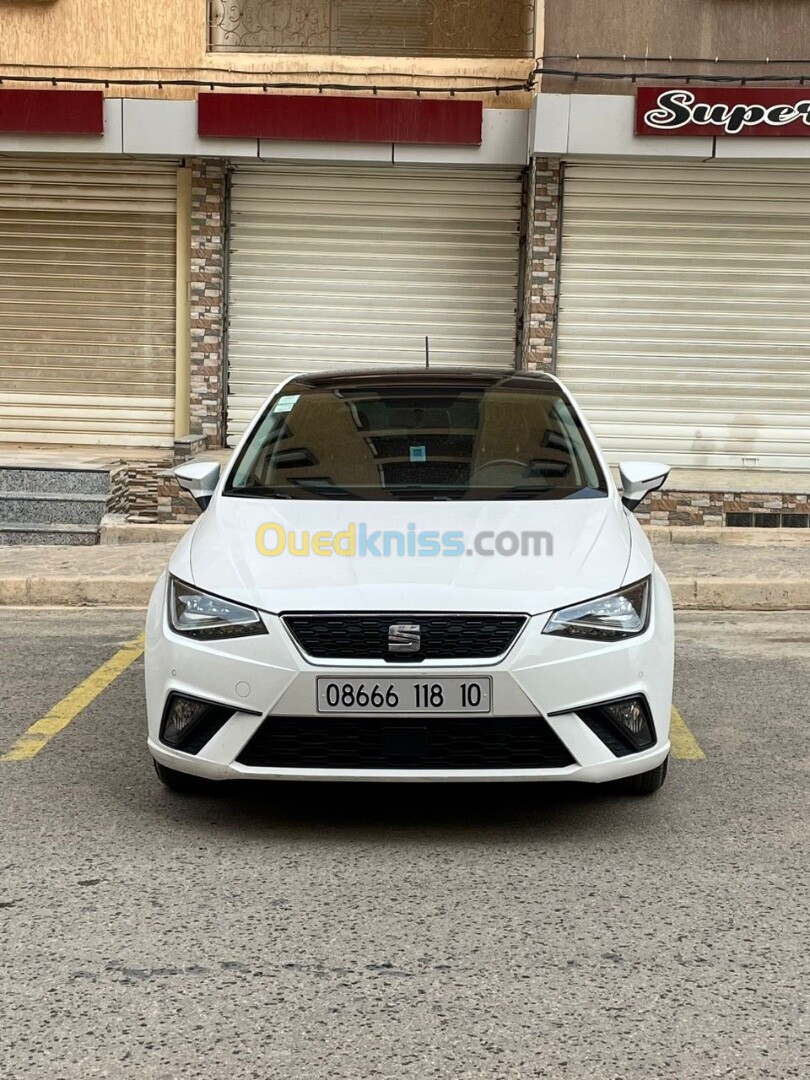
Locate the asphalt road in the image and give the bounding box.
[0,610,807,1080]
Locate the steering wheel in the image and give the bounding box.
[470,459,529,483]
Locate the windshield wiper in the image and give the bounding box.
[226,483,366,501]
[289,480,364,500]
[301,489,364,501]
[496,484,607,501]
[225,486,294,499]
[496,484,553,500]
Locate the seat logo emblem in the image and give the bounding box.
[388,623,421,653]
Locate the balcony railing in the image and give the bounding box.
[208,1,535,59]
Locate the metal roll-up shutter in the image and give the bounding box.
[226,164,523,442]
[557,160,810,469]
[0,157,177,447]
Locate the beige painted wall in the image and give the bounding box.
[543,0,810,94]
[1,0,540,108]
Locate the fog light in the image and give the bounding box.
[160,694,233,753]
[605,699,646,736]
[576,695,656,755]
[601,696,654,750]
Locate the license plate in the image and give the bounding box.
[316,677,492,714]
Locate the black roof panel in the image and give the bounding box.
[288,367,558,392]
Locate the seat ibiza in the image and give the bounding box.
[145,370,674,795]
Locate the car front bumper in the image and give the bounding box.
[145,568,674,784]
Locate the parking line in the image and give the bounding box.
[0,633,145,763]
[670,706,706,761]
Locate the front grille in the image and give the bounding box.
[283,613,527,662]
[236,714,575,770]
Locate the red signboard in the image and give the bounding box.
[637,87,810,137]
[0,89,104,136]
[198,93,483,146]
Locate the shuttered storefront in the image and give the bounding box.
[556,161,810,469]
[226,165,524,442]
[0,158,177,447]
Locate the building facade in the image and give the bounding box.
[0,0,539,525]
[529,0,810,525]
[1,0,808,528]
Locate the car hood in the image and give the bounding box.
[184,496,637,615]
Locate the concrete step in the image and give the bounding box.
[99,514,190,545]
[0,491,108,527]
[0,467,110,495]
[0,523,99,547]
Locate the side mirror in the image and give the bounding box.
[619,462,670,511]
[174,461,221,512]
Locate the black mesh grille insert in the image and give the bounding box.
[283,614,527,662]
[236,714,575,770]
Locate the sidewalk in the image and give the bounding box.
[0,535,808,610]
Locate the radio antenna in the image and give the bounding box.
[425,335,430,370]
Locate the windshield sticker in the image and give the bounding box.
[274,395,300,414]
[410,446,427,463]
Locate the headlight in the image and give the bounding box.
[168,576,267,640]
[543,578,651,641]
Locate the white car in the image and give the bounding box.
[145,370,674,796]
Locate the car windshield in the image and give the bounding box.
[225,380,608,502]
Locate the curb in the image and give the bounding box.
[98,519,810,548]
[1,576,809,611]
[645,525,810,546]
[0,576,157,607]
[669,579,810,611]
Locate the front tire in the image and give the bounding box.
[615,755,669,796]
[153,759,217,795]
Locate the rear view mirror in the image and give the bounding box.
[619,462,670,511]
[174,461,221,512]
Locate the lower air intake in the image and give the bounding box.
[236,714,575,770]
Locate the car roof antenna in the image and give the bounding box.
[425,335,430,370]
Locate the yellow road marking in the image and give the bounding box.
[670,705,706,761]
[0,632,144,763]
